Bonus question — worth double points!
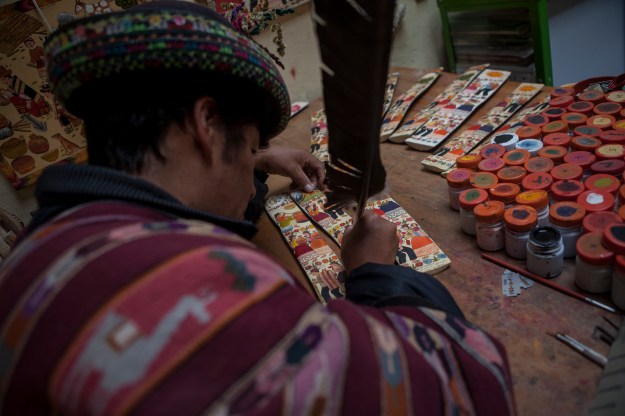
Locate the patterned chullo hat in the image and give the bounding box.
[44,0,290,138]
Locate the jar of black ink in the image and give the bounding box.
[526,226,564,278]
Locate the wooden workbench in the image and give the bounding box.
[252,67,624,415]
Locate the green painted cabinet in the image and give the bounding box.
[437,0,553,85]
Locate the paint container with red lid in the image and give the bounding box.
[543,132,571,148]
[606,90,625,105]
[612,119,625,132]
[552,179,586,203]
[595,144,625,161]
[538,145,568,164]
[612,255,625,309]
[516,139,543,157]
[577,190,615,213]
[504,204,538,259]
[490,182,521,207]
[497,166,527,185]
[603,223,625,255]
[575,232,614,293]
[446,168,473,210]
[594,102,623,117]
[479,143,506,159]
[584,174,620,196]
[582,211,622,234]
[564,151,597,177]
[478,157,505,174]
[550,201,586,257]
[571,136,602,152]
[516,125,542,141]
[516,189,550,226]
[590,159,625,176]
[542,107,566,120]
[522,171,553,192]
[458,188,489,236]
[470,171,498,190]
[561,112,588,133]
[503,148,531,166]
[474,200,506,251]
[542,120,569,136]
[573,125,602,138]
[578,90,605,104]
[587,115,616,130]
[599,129,625,145]
[524,156,554,174]
[550,95,574,108]
[568,101,595,116]
[456,154,482,170]
[551,87,575,99]
[489,133,519,151]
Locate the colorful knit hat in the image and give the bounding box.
[44,0,290,138]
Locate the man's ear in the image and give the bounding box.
[191,96,221,162]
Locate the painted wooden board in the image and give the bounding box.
[441,96,552,177]
[310,109,329,163]
[381,72,400,119]
[291,189,352,246]
[265,193,345,304]
[405,69,511,151]
[421,83,543,172]
[388,64,488,143]
[379,68,442,141]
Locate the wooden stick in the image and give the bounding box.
[481,252,617,313]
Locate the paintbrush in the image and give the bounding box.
[546,331,608,368]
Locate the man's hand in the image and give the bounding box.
[255,145,325,192]
[340,212,399,274]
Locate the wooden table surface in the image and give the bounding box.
[252,67,624,415]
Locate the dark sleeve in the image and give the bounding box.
[244,170,269,223]
[344,262,465,319]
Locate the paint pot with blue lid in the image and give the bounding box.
[490,132,519,151]
[526,226,564,278]
[516,139,543,157]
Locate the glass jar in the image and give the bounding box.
[516,190,550,227]
[577,190,615,213]
[504,205,538,259]
[575,232,614,293]
[490,132,519,151]
[549,201,586,258]
[446,168,473,211]
[582,211,623,234]
[474,200,506,252]
[489,182,521,208]
[526,226,564,278]
[458,188,489,236]
[612,255,625,310]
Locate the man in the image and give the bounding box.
[0,1,514,414]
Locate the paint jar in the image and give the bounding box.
[602,223,625,255]
[587,115,615,130]
[522,172,553,193]
[582,211,622,234]
[446,168,473,210]
[584,174,620,196]
[504,204,538,259]
[524,113,549,129]
[526,226,565,278]
[516,139,543,157]
[595,144,625,161]
[551,179,585,203]
[503,148,531,167]
[579,90,605,105]
[474,200,506,252]
[562,112,588,135]
[551,163,583,182]
[477,157,505,174]
[490,182,521,208]
[524,157,554,174]
[458,188,489,236]
[619,205,625,222]
[542,120,569,137]
[550,95,574,108]
[577,190,614,213]
[564,151,596,179]
[551,87,574,99]
[612,255,625,310]
[479,143,506,159]
[542,107,566,121]
[573,125,603,138]
[549,201,586,258]
[470,171,498,190]
[618,184,625,208]
[599,129,625,145]
[594,102,622,118]
[490,133,519,151]
[614,119,625,132]
[538,145,568,165]
[542,133,571,149]
[575,232,614,293]
[516,126,542,141]
[606,91,625,105]
[456,154,482,170]
[571,136,602,152]
[568,101,595,117]
[516,190,550,227]
[590,159,625,177]
[497,166,527,185]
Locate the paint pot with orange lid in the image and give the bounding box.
[458,188,489,235]
[490,182,521,207]
[503,148,531,166]
[542,107,566,120]
[522,171,553,192]
[612,119,625,132]
[618,205,625,221]
[594,102,622,118]
[564,151,596,179]
[599,129,625,145]
[587,115,615,130]
[611,255,625,310]
[497,166,526,185]
[524,156,554,174]
[542,120,569,136]
[550,95,574,108]
[549,201,586,258]
[578,90,605,105]
[568,101,595,116]
[603,223,625,255]
[551,87,575,99]
[456,153,482,170]
[551,179,585,203]
[573,125,602,138]
[504,204,538,259]
[516,189,550,227]
[526,226,564,278]
[474,200,506,252]
[489,133,518,151]
[551,163,584,182]
[543,132,571,148]
[595,143,625,161]
[618,184,625,207]
[584,174,620,196]
[590,159,625,177]
[478,157,505,174]
[577,190,615,213]
[605,90,625,105]
[570,136,602,152]
[538,145,568,164]
[470,171,498,190]
[524,113,549,128]
[446,168,473,210]
[479,143,506,159]
[575,232,614,293]
[582,211,622,234]
[561,112,588,135]
[516,125,542,141]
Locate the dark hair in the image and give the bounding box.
[81,71,273,173]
